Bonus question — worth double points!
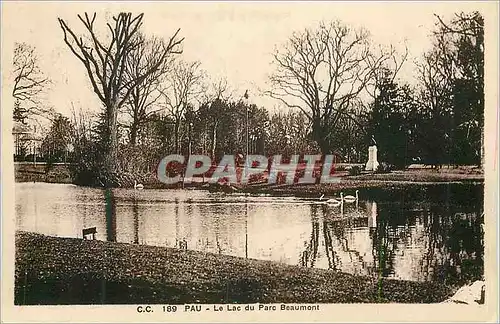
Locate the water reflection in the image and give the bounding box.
[15,183,483,285]
[105,189,117,242]
[133,197,139,244]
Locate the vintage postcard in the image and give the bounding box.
[1,1,498,323]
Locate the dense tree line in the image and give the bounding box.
[367,12,483,168]
[13,11,484,186]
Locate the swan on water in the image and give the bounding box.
[134,180,144,190]
[343,190,359,203]
[326,193,343,206]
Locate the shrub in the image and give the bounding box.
[69,140,106,186]
[349,165,362,176]
[375,162,393,174]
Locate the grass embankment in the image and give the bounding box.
[14,162,483,193]
[15,231,454,305]
[14,163,72,183]
[232,168,484,197]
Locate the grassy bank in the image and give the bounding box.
[230,168,483,197]
[14,163,72,184]
[15,231,454,305]
[14,163,482,195]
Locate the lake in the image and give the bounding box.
[15,182,484,285]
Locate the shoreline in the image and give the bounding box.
[15,164,484,196]
[237,178,483,198]
[15,231,455,305]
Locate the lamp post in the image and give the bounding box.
[245,198,248,259]
[405,128,411,169]
[32,125,37,165]
[246,106,249,159]
[243,90,249,260]
[188,122,193,156]
[244,90,249,159]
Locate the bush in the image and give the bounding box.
[375,162,393,174]
[69,139,113,187]
[349,165,362,176]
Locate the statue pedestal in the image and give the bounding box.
[365,145,379,171]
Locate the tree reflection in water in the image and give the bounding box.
[322,203,338,270]
[132,195,139,244]
[301,185,483,286]
[423,207,484,285]
[22,183,481,285]
[301,204,320,268]
[105,188,116,242]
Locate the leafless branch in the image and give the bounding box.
[267,20,391,151]
[12,42,51,122]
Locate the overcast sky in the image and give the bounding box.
[2,1,491,120]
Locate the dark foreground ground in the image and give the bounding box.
[15,231,454,305]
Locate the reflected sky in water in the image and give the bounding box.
[15,182,483,285]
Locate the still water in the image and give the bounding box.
[15,182,484,285]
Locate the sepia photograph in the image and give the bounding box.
[1,1,498,323]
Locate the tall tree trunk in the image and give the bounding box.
[130,93,141,146]
[480,118,484,168]
[211,119,218,160]
[102,102,119,186]
[174,119,180,154]
[311,117,330,154]
[130,120,138,146]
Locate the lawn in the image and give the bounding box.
[15,231,454,305]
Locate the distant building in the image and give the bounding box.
[12,121,42,161]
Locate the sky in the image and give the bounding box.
[2,1,493,121]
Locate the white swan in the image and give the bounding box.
[319,194,325,200]
[326,193,343,207]
[134,180,144,190]
[343,190,359,203]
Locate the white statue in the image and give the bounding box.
[365,145,379,171]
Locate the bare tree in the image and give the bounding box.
[417,45,454,116]
[196,77,234,158]
[415,32,456,167]
[267,21,393,153]
[70,102,97,144]
[161,60,206,154]
[365,44,409,100]
[124,34,175,145]
[435,12,484,167]
[12,42,52,123]
[58,12,183,178]
[416,12,484,167]
[202,77,235,103]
